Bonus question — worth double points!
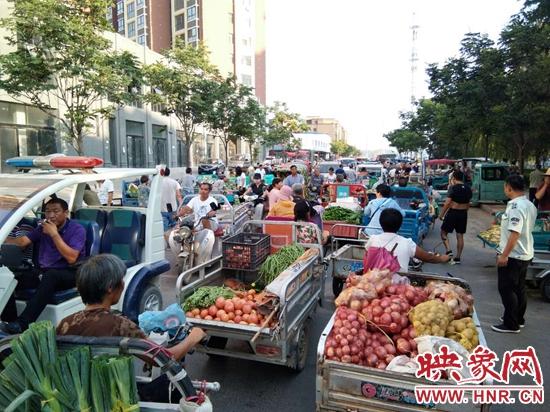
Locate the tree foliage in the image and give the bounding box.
[207,76,265,164]
[144,40,219,164]
[0,0,142,154]
[263,102,308,150]
[330,140,361,157]
[385,0,550,170]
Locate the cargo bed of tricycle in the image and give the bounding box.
[316,271,490,412]
[176,221,326,371]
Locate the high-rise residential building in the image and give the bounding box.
[305,117,347,143]
[107,0,172,53]
[171,0,266,104]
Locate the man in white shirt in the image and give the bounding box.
[161,167,183,232]
[365,208,449,272]
[178,182,219,231]
[97,179,114,206]
[181,167,196,196]
[492,175,537,334]
[254,163,266,180]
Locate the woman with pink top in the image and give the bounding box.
[266,178,284,211]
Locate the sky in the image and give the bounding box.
[265,0,524,154]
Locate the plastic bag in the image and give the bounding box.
[335,286,377,308]
[425,281,474,319]
[386,355,418,374]
[180,395,213,412]
[363,246,401,274]
[138,303,187,338]
[415,335,473,381]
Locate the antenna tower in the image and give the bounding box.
[410,13,419,107]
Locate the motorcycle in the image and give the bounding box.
[169,203,222,283]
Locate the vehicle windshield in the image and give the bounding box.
[318,163,338,173]
[340,159,354,166]
[0,179,59,228]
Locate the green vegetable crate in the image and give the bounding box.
[222,232,271,270]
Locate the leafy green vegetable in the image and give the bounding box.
[0,321,138,412]
[255,244,305,287]
[182,286,235,311]
[323,206,362,224]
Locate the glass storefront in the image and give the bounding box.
[0,101,58,172]
[126,120,145,168]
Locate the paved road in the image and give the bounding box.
[159,207,549,412]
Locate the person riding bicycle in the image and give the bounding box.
[177,182,219,232]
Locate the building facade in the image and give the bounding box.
[107,0,172,53]
[305,116,347,144]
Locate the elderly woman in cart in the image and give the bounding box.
[57,254,206,403]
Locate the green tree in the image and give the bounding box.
[144,40,219,165]
[207,76,265,164]
[0,0,142,155]
[263,102,308,150]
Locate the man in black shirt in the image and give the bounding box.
[439,171,473,264]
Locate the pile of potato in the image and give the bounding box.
[408,300,453,337]
[445,317,479,351]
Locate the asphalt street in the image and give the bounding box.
[160,207,549,412]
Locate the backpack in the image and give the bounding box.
[363,237,401,273]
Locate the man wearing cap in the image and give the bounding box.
[534,168,550,211]
[283,165,304,187]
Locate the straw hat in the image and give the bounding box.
[545,168,550,176]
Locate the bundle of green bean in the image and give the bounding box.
[323,206,362,224]
[254,244,305,287]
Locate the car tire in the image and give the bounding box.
[139,284,163,313]
[290,322,309,372]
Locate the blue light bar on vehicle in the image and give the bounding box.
[5,155,104,169]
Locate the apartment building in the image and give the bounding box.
[305,117,347,144]
[107,0,172,53]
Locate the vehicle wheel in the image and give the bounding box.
[139,284,163,313]
[290,324,309,372]
[540,277,550,302]
[332,277,344,297]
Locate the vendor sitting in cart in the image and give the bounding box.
[57,254,207,402]
[294,200,329,244]
[0,198,86,334]
[365,208,451,272]
[363,184,405,236]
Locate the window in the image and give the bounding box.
[137,34,145,45]
[136,0,144,7]
[242,56,252,66]
[228,33,233,45]
[187,5,196,21]
[117,17,125,34]
[241,74,252,86]
[229,12,233,23]
[482,167,509,181]
[108,118,118,166]
[175,0,184,10]
[187,27,197,41]
[137,14,144,29]
[116,0,123,15]
[127,1,135,18]
[187,0,196,6]
[127,21,135,37]
[152,125,168,165]
[175,14,185,31]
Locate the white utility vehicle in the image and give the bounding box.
[0,155,168,326]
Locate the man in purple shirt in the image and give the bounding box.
[0,198,86,334]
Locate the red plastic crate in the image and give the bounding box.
[323,220,360,238]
